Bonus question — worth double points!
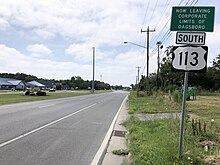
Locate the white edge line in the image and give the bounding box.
[0,103,96,148]
[90,95,128,165]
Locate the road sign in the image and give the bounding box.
[170,6,215,32]
[171,46,208,72]
[176,32,206,45]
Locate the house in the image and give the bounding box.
[0,78,25,90]
[37,80,56,90]
[26,81,45,90]
[26,80,56,90]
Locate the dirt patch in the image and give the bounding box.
[134,113,180,121]
[200,140,215,147]
[134,113,199,121]
[204,155,220,165]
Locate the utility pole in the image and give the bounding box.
[92,47,95,93]
[136,66,141,96]
[156,41,162,89]
[141,26,155,78]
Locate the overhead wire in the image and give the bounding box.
[158,0,199,45]
[149,0,199,58]
[138,0,152,76]
[148,0,159,26]
[154,0,172,29]
[141,0,151,29]
[150,0,186,47]
[139,0,200,75]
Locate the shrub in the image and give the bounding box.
[25,91,31,95]
[172,89,182,103]
[112,149,129,155]
[36,91,46,96]
[29,93,36,96]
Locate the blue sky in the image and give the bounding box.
[0,0,219,86]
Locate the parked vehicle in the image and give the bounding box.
[49,88,56,92]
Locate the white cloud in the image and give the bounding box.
[0,44,142,86]
[96,50,145,85]
[0,44,90,80]
[26,44,52,57]
[206,24,220,50]
[0,0,144,45]
[65,43,97,63]
[0,18,9,30]
[0,0,220,86]
[33,29,55,40]
[65,43,114,63]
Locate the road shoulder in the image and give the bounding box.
[101,97,129,165]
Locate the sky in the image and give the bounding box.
[0,0,219,87]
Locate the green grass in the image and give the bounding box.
[186,95,220,128]
[124,117,218,165]
[0,90,111,105]
[129,91,181,114]
[125,91,220,165]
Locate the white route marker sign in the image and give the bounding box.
[172,46,208,72]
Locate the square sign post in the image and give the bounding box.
[170,6,215,164]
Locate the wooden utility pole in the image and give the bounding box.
[141,26,155,78]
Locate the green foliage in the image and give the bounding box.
[0,72,37,81]
[138,50,220,92]
[0,73,111,90]
[36,91,46,96]
[127,91,220,165]
[124,117,177,164]
[128,91,180,114]
[172,89,182,103]
[112,149,129,155]
[124,116,218,165]
[25,91,31,95]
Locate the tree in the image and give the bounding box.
[159,46,183,91]
[212,54,220,90]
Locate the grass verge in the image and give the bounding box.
[0,90,111,105]
[125,91,220,165]
[129,91,181,114]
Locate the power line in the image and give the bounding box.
[149,0,199,57]
[141,0,151,29]
[140,0,200,75]
[154,0,173,29]
[150,0,187,46]
[149,0,159,26]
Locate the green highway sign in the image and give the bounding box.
[170,6,215,32]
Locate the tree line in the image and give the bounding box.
[135,46,220,92]
[0,73,112,90]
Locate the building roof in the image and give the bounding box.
[27,81,45,87]
[37,80,55,87]
[0,78,22,86]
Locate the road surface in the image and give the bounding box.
[0,91,128,165]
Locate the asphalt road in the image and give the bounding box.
[0,91,128,165]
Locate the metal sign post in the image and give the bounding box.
[171,45,208,163]
[170,5,214,163]
[178,71,188,162]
